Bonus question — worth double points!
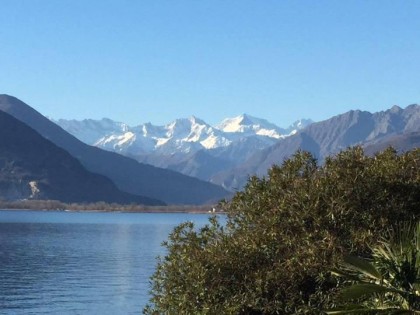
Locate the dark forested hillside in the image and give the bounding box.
[0,110,163,204]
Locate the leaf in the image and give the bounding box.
[340,283,403,300]
[343,255,382,280]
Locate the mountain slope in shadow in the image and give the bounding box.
[0,110,163,204]
[0,95,230,204]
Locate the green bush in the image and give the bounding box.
[144,147,420,315]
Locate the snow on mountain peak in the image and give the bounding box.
[56,114,313,157]
[217,114,247,133]
[189,115,206,125]
[217,114,284,138]
[164,116,210,140]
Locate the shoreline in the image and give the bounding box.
[0,200,225,214]
[0,206,224,214]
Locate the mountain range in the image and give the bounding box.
[211,104,420,190]
[1,94,418,204]
[0,95,230,205]
[55,115,313,182]
[55,105,420,191]
[55,115,312,156]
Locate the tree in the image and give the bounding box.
[144,147,420,315]
[327,222,420,314]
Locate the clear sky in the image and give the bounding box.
[1,0,420,127]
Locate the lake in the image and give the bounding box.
[0,210,216,314]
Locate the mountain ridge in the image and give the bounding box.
[55,114,313,155]
[0,95,230,204]
[55,113,313,182]
[0,110,163,204]
[210,104,420,190]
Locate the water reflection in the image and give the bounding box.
[0,211,218,314]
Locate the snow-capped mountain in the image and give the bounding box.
[54,114,313,183]
[218,114,282,138]
[211,104,420,191]
[55,115,312,157]
[91,116,232,155]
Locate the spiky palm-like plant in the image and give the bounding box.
[326,222,420,314]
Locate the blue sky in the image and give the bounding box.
[1,1,420,127]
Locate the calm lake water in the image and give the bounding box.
[0,210,217,314]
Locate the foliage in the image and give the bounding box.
[327,222,420,314]
[144,147,420,315]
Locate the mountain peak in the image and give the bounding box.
[0,94,40,117]
[238,113,258,125]
[0,94,19,102]
[188,115,207,125]
[389,105,402,113]
[167,116,208,129]
[217,114,282,135]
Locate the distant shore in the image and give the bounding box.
[0,200,224,214]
